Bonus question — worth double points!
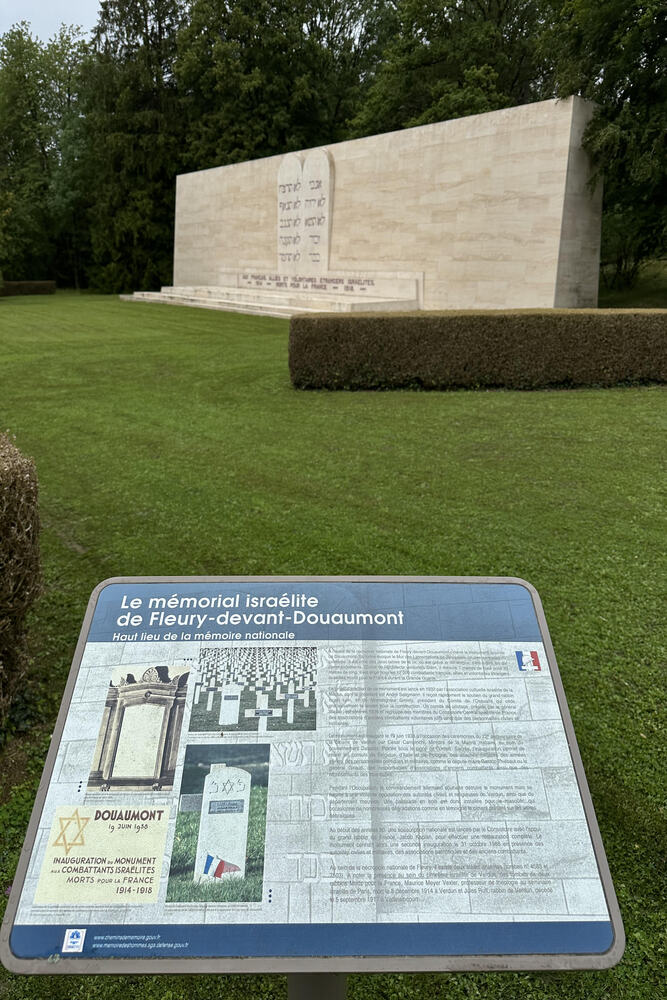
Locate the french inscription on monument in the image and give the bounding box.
[239,272,377,294]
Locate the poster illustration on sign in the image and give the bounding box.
[188,646,317,733]
[166,744,269,903]
[34,803,170,905]
[88,664,189,791]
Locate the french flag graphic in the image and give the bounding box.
[203,853,241,877]
[515,650,541,671]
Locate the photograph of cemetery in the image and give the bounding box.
[188,646,317,734]
[88,664,189,792]
[166,744,269,903]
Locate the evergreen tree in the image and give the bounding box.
[176,0,396,169]
[81,0,186,291]
[0,23,87,282]
[351,0,555,137]
[44,26,91,287]
[546,0,667,286]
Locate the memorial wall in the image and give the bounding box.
[166,96,602,313]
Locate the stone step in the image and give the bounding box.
[160,284,417,307]
[157,284,415,310]
[161,285,402,309]
[120,285,418,318]
[121,292,303,319]
[162,287,334,308]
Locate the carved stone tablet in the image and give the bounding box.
[277,148,333,275]
[277,152,304,274]
[301,148,333,274]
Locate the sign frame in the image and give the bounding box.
[0,575,625,974]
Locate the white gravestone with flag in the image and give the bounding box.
[194,764,251,882]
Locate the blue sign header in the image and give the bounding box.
[87,580,541,644]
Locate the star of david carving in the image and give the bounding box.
[53,808,89,856]
[221,779,235,795]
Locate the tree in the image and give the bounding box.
[0,194,11,287]
[80,0,186,291]
[0,23,56,280]
[351,0,555,137]
[176,1,396,169]
[0,22,88,285]
[299,2,398,142]
[546,0,667,286]
[42,25,90,288]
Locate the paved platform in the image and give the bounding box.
[120,284,419,318]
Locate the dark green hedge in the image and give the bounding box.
[0,434,41,728]
[289,309,667,390]
[0,280,56,297]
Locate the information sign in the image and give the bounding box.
[0,576,624,973]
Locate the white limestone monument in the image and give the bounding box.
[125,97,602,316]
[194,764,251,882]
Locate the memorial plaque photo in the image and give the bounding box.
[0,576,624,975]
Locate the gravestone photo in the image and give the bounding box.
[195,764,251,882]
[167,743,269,903]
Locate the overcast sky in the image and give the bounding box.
[0,0,102,40]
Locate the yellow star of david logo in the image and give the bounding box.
[53,809,89,856]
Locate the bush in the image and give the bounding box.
[0,280,56,297]
[289,309,667,390]
[0,433,41,728]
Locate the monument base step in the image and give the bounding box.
[120,285,418,319]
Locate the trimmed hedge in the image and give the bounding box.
[289,309,667,390]
[0,433,41,728]
[0,280,56,297]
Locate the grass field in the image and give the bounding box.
[0,293,665,999]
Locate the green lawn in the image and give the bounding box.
[0,293,665,999]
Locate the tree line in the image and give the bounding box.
[0,0,664,293]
